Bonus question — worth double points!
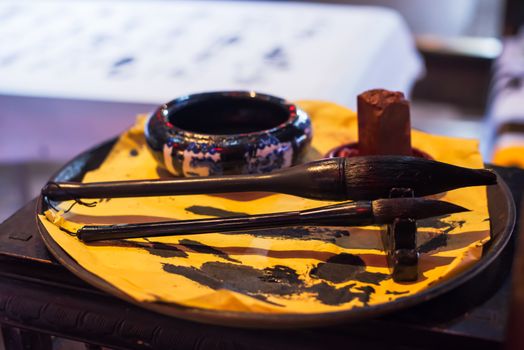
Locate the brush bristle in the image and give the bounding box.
[372,198,469,224]
[472,169,498,185]
[344,156,498,200]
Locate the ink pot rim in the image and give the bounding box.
[145,91,312,177]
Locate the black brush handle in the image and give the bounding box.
[77,201,373,242]
[42,156,497,202]
[42,157,348,201]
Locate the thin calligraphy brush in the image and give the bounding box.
[77,197,468,242]
[42,156,497,202]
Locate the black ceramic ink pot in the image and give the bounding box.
[145,91,312,177]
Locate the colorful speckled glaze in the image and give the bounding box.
[145,91,312,177]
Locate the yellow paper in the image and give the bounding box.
[493,146,524,168]
[39,101,490,314]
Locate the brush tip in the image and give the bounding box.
[344,156,498,200]
[372,197,470,224]
[475,169,498,185]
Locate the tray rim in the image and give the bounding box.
[36,137,516,328]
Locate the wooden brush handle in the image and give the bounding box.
[42,158,348,201]
[42,156,497,202]
[77,201,372,242]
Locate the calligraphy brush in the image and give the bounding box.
[77,197,468,242]
[42,156,497,202]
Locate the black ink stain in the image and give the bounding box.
[251,227,349,242]
[310,253,365,283]
[163,262,284,305]
[309,282,362,305]
[310,283,374,305]
[220,35,240,46]
[417,219,466,253]
[355,271,389,285]
[386,290,409,295]
[260,265,301,285]
[310,253,389,285]
[444,220,465,233]
[112,56,134,68]
[421,219,465,234]
[185,205,248,218]
[163,263,221,289]
[332,230,350,238]
[179,239,240,263]
[264,46,284,60]
[144,241,188,258]
[163,261,375,307]
[59,227,75,235]
[355,286,375,304]
[112,240,188,258]
[264,46,288,69]
[418,233,448,253]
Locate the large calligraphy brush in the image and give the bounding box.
[42,156,497,202]
[77,197,468,242]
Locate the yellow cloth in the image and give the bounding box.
[493,146,524,168]
[491,132,524,168]
[39,101,490,314]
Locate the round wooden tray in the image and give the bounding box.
[36,138,516,328]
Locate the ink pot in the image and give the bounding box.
[145,91,312,177]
